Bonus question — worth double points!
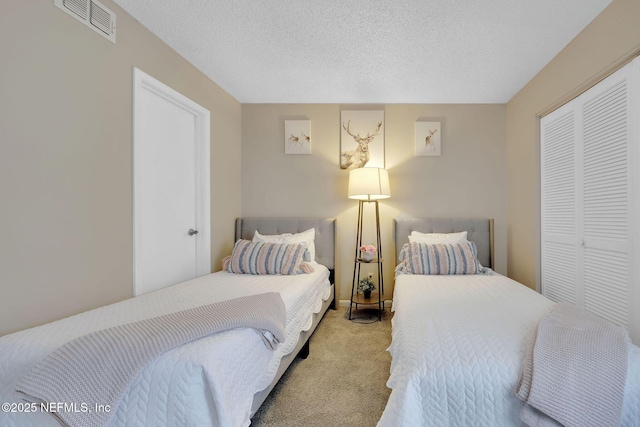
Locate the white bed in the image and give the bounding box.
[0,217,335,427]
[379,217,640,427]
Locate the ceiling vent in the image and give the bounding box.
[54,0,116,43]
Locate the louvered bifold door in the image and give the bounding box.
[541,56,640,343]
[541,102,580,305]
[579,65,634,330]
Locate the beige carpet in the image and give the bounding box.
[251,306,393,427]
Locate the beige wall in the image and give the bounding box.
[5,0,630,336]
[506,0,640,290]
[0,0,242,335]
[242,104,507,300]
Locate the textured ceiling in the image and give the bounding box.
[112,0,611,104]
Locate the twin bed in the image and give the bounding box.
[0,217,335,427]
[380,217,640,427]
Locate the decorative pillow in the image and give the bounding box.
[408,230,468,244]
[227,240,310,275]
[398,241,482,275]
[253,228,316,262]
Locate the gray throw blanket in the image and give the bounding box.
[516,302,629,427]
[15,292,286,427]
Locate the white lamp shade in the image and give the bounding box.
[348,168,391,200]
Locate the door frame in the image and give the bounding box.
[132,67,211,296]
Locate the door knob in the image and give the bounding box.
[188,229,199,236]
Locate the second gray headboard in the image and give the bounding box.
[394,217,494,269]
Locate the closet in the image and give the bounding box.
[540,56,640,343]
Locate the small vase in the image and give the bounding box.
[363,290,372,299]
[362,253,373,262]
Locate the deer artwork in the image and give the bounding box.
[288,133,302,150]
[425,128,438,152]
[340,120,383,170]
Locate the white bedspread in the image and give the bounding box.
[378,273,640,427]
[0,264,331,427]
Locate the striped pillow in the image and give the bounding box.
[399,241,482,275]
[226,240,307,275]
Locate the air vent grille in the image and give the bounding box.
[63,0,88,19]
[90,2,111,35]
[55,0,116,43]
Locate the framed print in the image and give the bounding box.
[415,121,441,156]
[340,110,384,169]
[285,120,311,154]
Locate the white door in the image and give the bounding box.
[540,101,580,305]
[133,68,210,296]
[541,57,640,343]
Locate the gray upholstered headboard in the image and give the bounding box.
[234,217,336,270]
[394,217,494,269]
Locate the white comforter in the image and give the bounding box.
[379,273,640,427]
[0,265,331,427]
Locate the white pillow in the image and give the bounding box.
[253,230,291,244]
[253,228,316,262]
[408,230,468,244]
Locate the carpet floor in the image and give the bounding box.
[251,306,393,427]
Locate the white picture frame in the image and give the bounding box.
[284,120,311,154]
[415,121,441,156]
